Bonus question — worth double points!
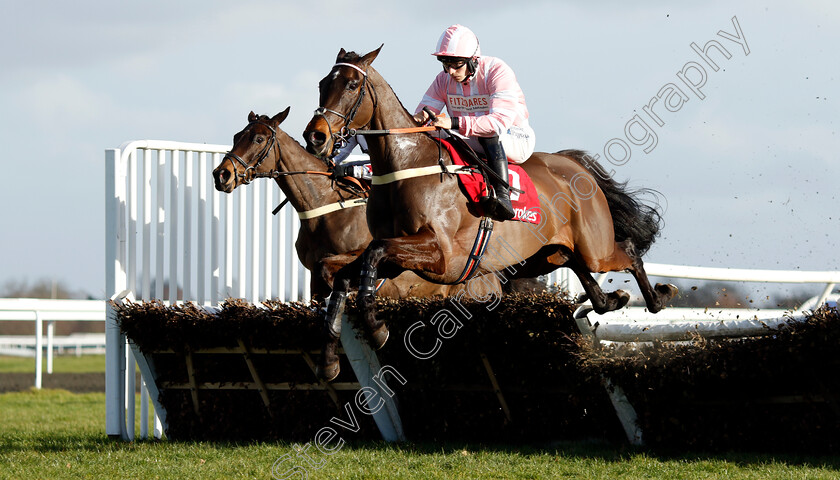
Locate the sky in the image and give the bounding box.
[0,1,837,300]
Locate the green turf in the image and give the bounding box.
[0,354,106,373]
[1,389,839,479]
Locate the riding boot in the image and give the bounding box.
[478,136,516,221]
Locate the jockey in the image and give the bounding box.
[414,24,535,221]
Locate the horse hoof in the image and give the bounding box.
[655,283,679,299]
[370,325,390,350]
[318,361,340,382]
[615,289,631,309]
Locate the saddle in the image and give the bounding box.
[433,138,541,225]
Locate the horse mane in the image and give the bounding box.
[557,149,664,256]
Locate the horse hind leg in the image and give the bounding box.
[548,249,630,314]
[618,239,678,313]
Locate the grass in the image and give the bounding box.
[1,389,840,479]
[0,354,106,373]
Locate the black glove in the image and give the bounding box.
[332,163,351,178]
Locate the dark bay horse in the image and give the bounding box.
[303,47,678,380]
[212,107,500,300]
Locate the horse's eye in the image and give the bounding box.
[255,136,264,144]
[346,80,359,90]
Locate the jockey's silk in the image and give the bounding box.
[435,139,541,225]
[416,56,530,138]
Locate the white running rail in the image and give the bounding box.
[0,298,105,387]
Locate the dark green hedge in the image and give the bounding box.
[113,293,622,442]
[577,306,840,452]
[113,296,840,451]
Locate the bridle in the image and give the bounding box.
[312,62,378,154]
[222,119,283,185]
[223,118,335,182]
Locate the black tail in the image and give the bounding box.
[557,149,663,256]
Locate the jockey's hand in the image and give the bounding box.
[413,109,450,129]
[431,113,451,130]
[332,162,351,178]
[412,111,429,125]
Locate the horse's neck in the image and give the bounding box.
[274,132,336,213]
[367,69,440,174]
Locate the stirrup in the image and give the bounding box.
[493,195,515,221]
[479,194,514,221]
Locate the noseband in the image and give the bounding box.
[223,120,281,185]
[313,62,378,153]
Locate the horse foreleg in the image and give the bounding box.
[618,240,678,313]
[355,233,447,350]
[317,255,365,382]
[356,243,390,351]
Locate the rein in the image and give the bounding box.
[352,126,437,135]
[224,117,370,218]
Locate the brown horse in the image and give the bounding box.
[303,47,678,380]
[212,107,500,300]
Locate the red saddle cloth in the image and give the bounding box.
[436,138,541,224]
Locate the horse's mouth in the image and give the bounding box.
[303,119,335,159]
[215,182,234,193]
[304,140,331,160]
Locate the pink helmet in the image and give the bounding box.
[432,24,481,58]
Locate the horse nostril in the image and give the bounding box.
[308,130,326,147]
[214,168,231,187]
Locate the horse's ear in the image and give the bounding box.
[248,111,258,122]
[272,107,291,125]
[360,44,383,67]
[335,48,347,62]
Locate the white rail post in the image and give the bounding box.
[815,282,837,308]
[154,411,163,439]
[340,314,405,441]
[140,379,149,439]
[574,273,644,446]
[35,311,43,389]
[126,347,136,441]
[106,147,129,439]
[46,320,55,374]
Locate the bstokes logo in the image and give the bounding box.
[514,207,539,223]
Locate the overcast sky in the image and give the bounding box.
[0,1,837,299]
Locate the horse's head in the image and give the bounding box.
[303,46,382,159]
[213,107,290,193]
